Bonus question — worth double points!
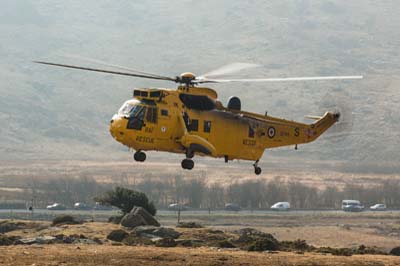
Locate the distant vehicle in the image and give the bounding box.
[342,200,364,212]
[271,202,290,211]
[46,203,67,210]
[370,203,387,211]
[93,202,113,211]
[73,202,92,210]
[168,203,188,211]
[225,203,241,212]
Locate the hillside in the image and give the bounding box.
[1,1,399,172]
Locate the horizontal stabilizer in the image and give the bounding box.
[305,115,322,120]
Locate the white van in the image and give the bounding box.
[271,202,290,211]
[342,200,364,212]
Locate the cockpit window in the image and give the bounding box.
[128,105,146,120]
[118,102,134,116]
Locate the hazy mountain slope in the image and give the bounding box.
[0,0,399,172]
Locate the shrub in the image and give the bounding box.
[390,246,400,256]
[176,222,203,228]
[95,187,156,215]
[52,215,81,226]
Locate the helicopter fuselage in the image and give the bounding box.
[109,86,339,164]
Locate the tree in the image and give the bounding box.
[183,179,205,208]
[95,187,156,215]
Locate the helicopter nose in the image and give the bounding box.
[109,114,125,141]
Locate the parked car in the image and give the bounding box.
[370,203,387,211]
[270,202,290,211]
[73,202,92,210]
[225,203,241,212]
[46,203,67,210]
[168,203,188,211]
[342,200,364,212]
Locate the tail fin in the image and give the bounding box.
[305,112,340,142]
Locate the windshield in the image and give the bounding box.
[118,101,135,116]
[118,100,146,120]
[128,105,146,120]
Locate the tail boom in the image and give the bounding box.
[261,112,339,149]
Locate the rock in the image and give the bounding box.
[234,228,279,252]
[0,221,27,233]
[248,238,279,251]
[217,240,236,248]
[176,222,203,228]
[0,234,20,246]
[279,239,313,252]
[134,226,181,239]
[316,247,353,256]
[73,238,99,245]
[390,246,400,256]
[108,216,123,224]
[175,239,193,247]
[141,233,162,241]
[122,234,153,246]
[18,236,56,245]
[107,229,129,242]
[153,238,177,247]
[92,237,103,245]
[120,207,160,228]
[175,239,204,247]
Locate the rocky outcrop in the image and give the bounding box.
[107,229,129,242]
[133,226,181,239]
[120,207,160,228]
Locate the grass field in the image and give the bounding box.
[2,245,400,266]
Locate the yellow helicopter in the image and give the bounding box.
[35,60,362,174]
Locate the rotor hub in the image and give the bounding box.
[178,72,196,85]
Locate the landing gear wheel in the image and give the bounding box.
[186,150,194,159]
[254,167,262,175]
[253,160,262,175]
[134,151,146,162]
[181,159,194,170]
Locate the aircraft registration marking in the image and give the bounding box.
[136,136,154,143]
[243,139,256,146]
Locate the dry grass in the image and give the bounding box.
[1,245,399,266]
[2,160,400,192]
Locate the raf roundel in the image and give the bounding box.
[267,127,276,138]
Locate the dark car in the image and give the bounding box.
[168,203,188,211]
[225,203,241,212]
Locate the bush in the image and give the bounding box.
[176,222,203,228]
[95,187,156,215]
[390,246,400,256]
[52,215,81,226]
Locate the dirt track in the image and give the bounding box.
[1,245,399,266]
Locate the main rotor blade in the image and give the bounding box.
[196,75,363,83]
[58,54,170,79]
[199,62,261,79]
[33,61,176,82]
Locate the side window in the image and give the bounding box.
[248,126,255,138]
[204,121,211,133]
[146,107,157,123]
[190,119,199,132]
[161,109,168,116]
